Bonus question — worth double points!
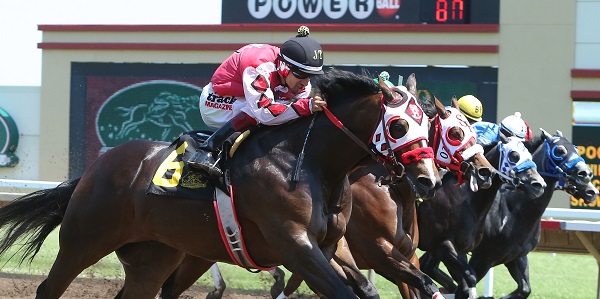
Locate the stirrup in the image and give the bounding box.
[188,151,223,177]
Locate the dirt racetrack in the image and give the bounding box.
[0,273,272,299]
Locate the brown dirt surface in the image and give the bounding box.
[0,272,273,299]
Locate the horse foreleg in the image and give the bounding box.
[501,256,531,299]
[431,241,477,299]
[419,251,456,293]
[267,267,286,298]
[279,238,357,298]
[207,263,227,299]
[330,237,379,299]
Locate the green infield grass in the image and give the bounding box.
[0,228,596,298]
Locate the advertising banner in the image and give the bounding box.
[572,125,600,209]
[222,0,499,24]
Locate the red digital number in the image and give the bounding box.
[452,0,464,20]
[435,0,464,23]
[436,0,448,22]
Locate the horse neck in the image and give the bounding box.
[519,142,559,214]
[470,145,515,212]
[305,94,382,183]
[496,140,558,220]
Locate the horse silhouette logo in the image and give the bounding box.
[96,80,211,151]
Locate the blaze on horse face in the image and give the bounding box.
[541,129,598,203]
[372,75,441,198]
[431,96,494,192]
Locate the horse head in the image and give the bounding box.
[535,128,598,204]
[487,135,547,199]
[428,96,495,192]
[373,73,441,198]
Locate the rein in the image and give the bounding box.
[321,99,406,179]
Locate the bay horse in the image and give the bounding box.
[464,129,597,299]
[0,69,440,299]
[417,136,547,299]
[157,83,497,299]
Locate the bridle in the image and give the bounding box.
[495,137,538,188]
[430,107,484,185]
[537,131,587,192]
[321,91,434,181]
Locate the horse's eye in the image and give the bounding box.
[389,119,408,139]
[552,145,568,158]
[451,127,465,140]
[508,151,520,163]
[446,126,464,146]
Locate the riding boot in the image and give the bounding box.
[188,112,257,176]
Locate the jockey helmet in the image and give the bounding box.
[457,95,483,122]
[373,71,395,87]
[500,112,528,139]
[279,26,324,76]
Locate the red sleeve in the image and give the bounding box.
[291,98,312,116]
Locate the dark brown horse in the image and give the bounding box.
[418,136,547,299]
[157,86,497,299]
[0,70,440,299]
[464,129,597,299]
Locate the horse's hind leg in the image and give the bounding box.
[160,254,215,299]
[36,239,119,298]
[502,256,531,299]
[115,241,185,299]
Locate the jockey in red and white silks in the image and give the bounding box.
[199,44,314,129]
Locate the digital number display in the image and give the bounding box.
[421,0,469,24]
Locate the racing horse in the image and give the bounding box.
[462,129,597,299]
[158,84,497,299]
[417,136,547,299]
[0,69,440,299]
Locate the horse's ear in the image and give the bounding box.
[406,73,417,97]
[379,76,394,103]
[540,128,553,141]
[556,130,564,137]
[434,96,449,119]
[451,96,459,109]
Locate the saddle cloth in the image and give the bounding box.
[147,131,215,200]
[147,131,273,271]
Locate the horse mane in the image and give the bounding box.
[314,69,380,104]
[523,132,545,153]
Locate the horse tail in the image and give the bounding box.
[0,178,80,265]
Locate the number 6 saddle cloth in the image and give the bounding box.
[147,130,273,271]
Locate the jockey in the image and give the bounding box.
[188,26,327,176]
[457,94,483,124]
[457,94,532,145]
[473,112,533,146]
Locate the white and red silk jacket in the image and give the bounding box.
[210,44,313,125]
